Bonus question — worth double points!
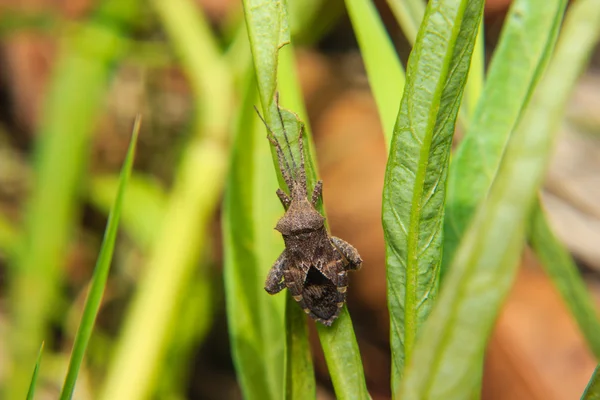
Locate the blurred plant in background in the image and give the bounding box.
[0,0,600,399]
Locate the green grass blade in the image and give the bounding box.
[223,71,287,400]
[7,1,140,396]
[26,342,44,400]
[399,1,600,397]
[280,37,368,400]
[344,0,405,145]
[0,213,18,258]
[382,0,484,393]
[276,48,318,400]
[443,0,568,276]
[285,291,314,399]
[583,365,600,400]
[88,174,166,249]
[463,21,485,117]
[243,0,289,116]
[59,117,140,400]
[385,0,425,44]
[242,2,368,398]
[530,201,600,358]
[99,1,232,398]
[315,308,368,399]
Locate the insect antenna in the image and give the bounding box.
[254,106,295,191]
[275,93,299,180]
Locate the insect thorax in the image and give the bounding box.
[275,198,325,236]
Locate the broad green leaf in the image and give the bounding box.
[8,1,141,395]
[530,201,600,359]
[443,0,568,276]
[100,1,231,398]
[382,0,484,394]
[26,342,44,400]
[345,0,405,145]
[400,0,600,397]
[583,365,600,400]
[59,117,140,400]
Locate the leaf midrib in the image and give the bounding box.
[404,0,469,369]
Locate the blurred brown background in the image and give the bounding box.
[1,0,600,399]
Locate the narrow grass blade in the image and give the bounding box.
[385,0,425,44]
[59,117,140,400]
[344,0,406,144]
[88,174,166,249]
[223,71,287,400]
[530,201,600,359]
[463,21,485,118]
[243,0,289,116]
[0,213,18,258]
[583,365,600,400]
[243,2,368,397]
[443,0,568,276]
[399,1,600,397]
[315,308,369,400]
[382,0,484,393]
[100,1,232,398]
[26,342,44,400]
[277,48,318,400]
[285,295,314,399]
[280,35,369,399]
[8,2,140,396]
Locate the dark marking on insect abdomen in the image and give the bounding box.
[303,266,341,320]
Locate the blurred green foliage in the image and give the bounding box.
[0,0,599,399]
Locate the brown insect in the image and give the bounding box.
[256,98,362,326]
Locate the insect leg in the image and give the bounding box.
[311,180,323,207]
[284,267,311,314]
[331,236,363,270]
[264,252,287,294]
[276,188,291,210]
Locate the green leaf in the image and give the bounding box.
[385,0,425,44]
[285,295,315,399]
[0,213,18,258]
[530,201,600,359]
[241,2,367,399]
[315,309,369,400]
[223,71,287,400]
[382,0,484,393]
[344,0,406,145]
[583,365,600,400]
[26,342,44,400]
[443,0,568,276]
[399,0,600,397]
[279,42,368,400]
[243,0,290,111]
[59,117,139,400]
